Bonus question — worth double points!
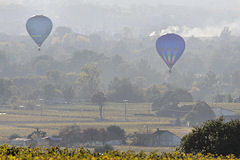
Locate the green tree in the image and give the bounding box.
[82,128,99,144]
[0,78,13,104]
[107,125,125,141]
[78,64,101,99]
[0,52,9,71]
[43,84,63,102]
[58,126,81,147]
[54,26,72,38]
[107,77,144,103]
[33,55,57,75]
[152,88,193,111]
[179,118,240,156]
[98,128,108,145]
[185,101,216,126]
[144,84,162,102]
[91,91,106,121]
[46,70,65,88]
[62,85,75,103]
[70,50,104,72]
[191,71,219,100]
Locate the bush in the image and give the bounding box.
[58,126,82,147]
[107,77,145,103]
[184,101,216,126]
[179,117,240,156]
[107,125,125,141]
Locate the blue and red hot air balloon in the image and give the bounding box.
[26,15,53,51]
[156,33,185,73]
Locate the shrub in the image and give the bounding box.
[179,117,240,156]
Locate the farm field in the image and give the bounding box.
[0,102,238,152]
[211,103,240,113]
[0,103,187,133]
[180,102,240,112]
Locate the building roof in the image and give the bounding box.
[12,138,31,142]
[153,129,176,136]
[42,136,62,141]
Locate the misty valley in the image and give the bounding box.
[0,0,240,159]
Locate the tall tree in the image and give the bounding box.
[78,64,101,99]
[62,85,75,104]
[91,91,106,121]
[0,78,13,104]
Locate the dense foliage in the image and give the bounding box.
[152,88,193,110]
[0,145,239,159]
[58,125,125,147]
[1,26,240,105]
[152,89,194,117]
[184,101,216,126]
[1,25,240,102]
[179,118,240,156]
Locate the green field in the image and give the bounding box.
[1,102,238,152]
[0,103,190,137]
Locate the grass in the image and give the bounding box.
[0,103,190,137]
[2,102,237,138]
[180,102,240,112]
[211,103,240,113]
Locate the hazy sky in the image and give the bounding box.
[2,0,240,8]
[1,0,240,37]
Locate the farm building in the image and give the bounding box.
[10,138,32,146]
[41,136,62,146]
[132,129,181,147]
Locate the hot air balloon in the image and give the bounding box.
[156,33,185,73]
[26,15,53,51]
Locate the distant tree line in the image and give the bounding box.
[1,26,240,102]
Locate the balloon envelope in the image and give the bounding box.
[156,33,185,71]
[26,15,52,48]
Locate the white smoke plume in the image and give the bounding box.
[155,22,240,37]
